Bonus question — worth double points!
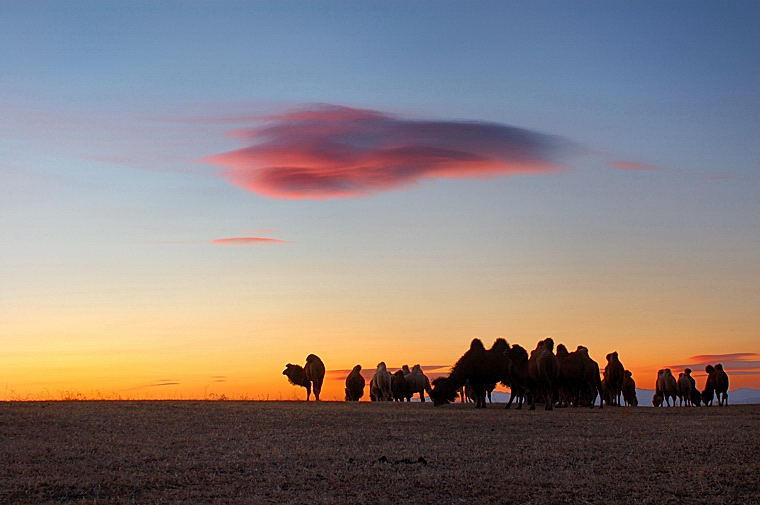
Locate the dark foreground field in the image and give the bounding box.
[1,402,758,505]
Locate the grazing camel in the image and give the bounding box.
[430,338,512,408]
[282,353,325,401]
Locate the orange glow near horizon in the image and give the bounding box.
[3,332,757,401]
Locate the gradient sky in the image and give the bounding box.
[2,1,759,400]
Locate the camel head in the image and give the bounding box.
[429,377,458,406]
[282,364,308,387]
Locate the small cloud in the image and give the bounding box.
[200,104,580,199]
[609,160,661,171]
[212,375,227,383]
[211,237,287,245]
[149,381,180,387]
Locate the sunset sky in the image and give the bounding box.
[2,1,759,400]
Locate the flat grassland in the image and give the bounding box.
[1,402,757,505]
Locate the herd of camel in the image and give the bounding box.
[282,338,731,409]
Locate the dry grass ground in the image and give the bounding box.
[1,401,758,505]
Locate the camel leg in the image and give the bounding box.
[306,383,312,401]
[505,391,514,409]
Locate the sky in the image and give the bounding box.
[1,1,759,400]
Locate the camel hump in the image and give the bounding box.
[470,338,486,351]
[306,354,321,363]
[490,338,509,352]
[543,337,555,351]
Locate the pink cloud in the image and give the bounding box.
[690,352,758,362]
[211,237,287,245]
[200,104,579,199]
[609,160,661,171]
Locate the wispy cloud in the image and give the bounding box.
[609,160,661,171]
[200,104,580,199]
[211,237,287,245]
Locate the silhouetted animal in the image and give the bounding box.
[604,352,625,406]
[714,364,729,406]
[702,365,716,406]
[430,338,512,408]
[405,364,433,402]
[527,338,559,410]
[656,368,678,407]
[622,370,638,407]
[370,362,393,401]
[345,364,365,401]
[391,370,409,401]
[677,372,694,406]
[504,344,529,409]
[283,353,325,401]
[304,354,325,400]
[282,354,325,401]
[555,344,603,408]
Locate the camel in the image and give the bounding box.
[282,353,325,401]
[527,338,559,410]
[404,364,434,402]
[555,344,603,408]
[504,344,529,409]
[714,364,729,406]
[604,352,625,406]
[702,365,716,406]
[622,370,638,407]
[344,364,365,401]
[656,369,678,407]
[391,370,408,401]
[370,362,393,401]
[430,338,512,408]
[677,372,693,406]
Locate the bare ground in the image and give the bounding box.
[1,401,758,505]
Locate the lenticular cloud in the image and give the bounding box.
[201,104,576,199]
